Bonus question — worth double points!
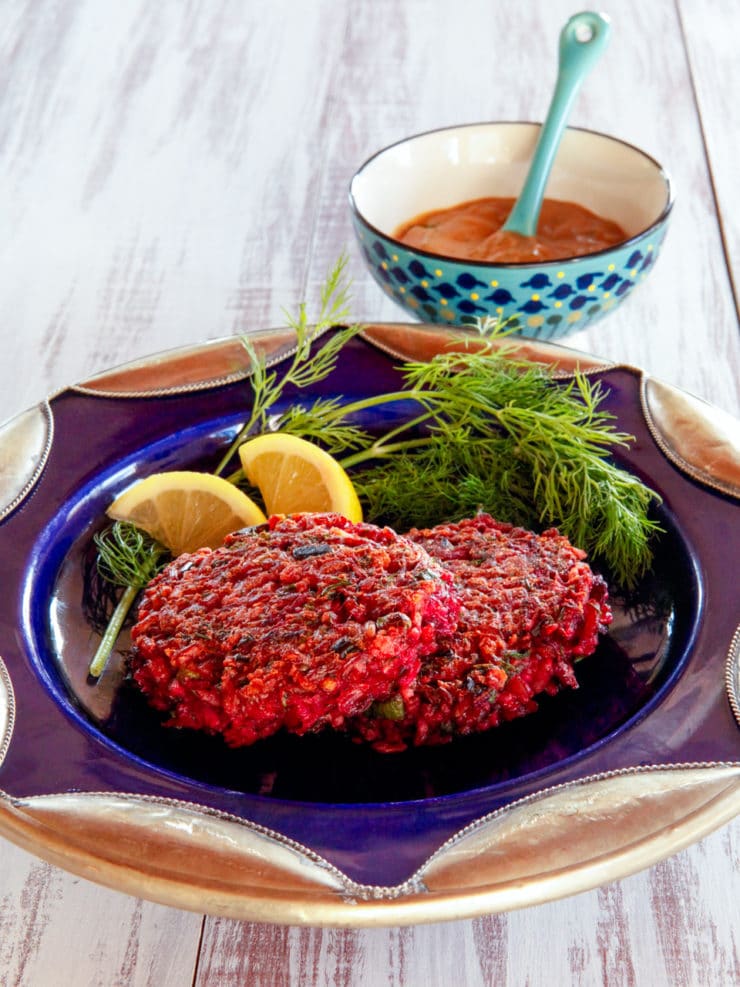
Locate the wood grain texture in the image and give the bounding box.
[0,840,202,987]
[0,0,349,422]
[195,821,740,986]
[678,0,740,308]
[0,1,738,985]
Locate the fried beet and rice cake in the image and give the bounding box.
[351,513,612,751]
[130,512,460,746]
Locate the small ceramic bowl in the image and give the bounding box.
[349,122,673,340]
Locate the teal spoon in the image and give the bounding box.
[502,11,611,237]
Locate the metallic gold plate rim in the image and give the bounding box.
[68,328,316,399]
[0,761,738,926]
[69,323,616,400]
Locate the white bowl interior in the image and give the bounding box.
[352,123,670,242]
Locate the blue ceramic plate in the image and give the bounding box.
[0,324,738,925]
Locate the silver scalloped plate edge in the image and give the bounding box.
[726,625,740,729]
[0,787,408,900]
[356,323,617,379]
[70,371,254,400]
[62,323,612,398]
[413,760,740,878]
[67,327,336,399]
[2,760,739,908]
[0,655,15,768]
[0,401,54,523]
[640,375,740,499]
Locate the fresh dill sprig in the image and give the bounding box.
[337,331,662,586]
[213,254,363,475]
[87,522,169,678]
[278,398,370,454]
[350,436,537,532]
[95,520,169,589]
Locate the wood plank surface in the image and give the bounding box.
[195,816,740,986]
[0,1,738,985]
[678,0,740,307]
[0,840,203,986]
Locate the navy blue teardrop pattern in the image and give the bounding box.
[355,222,668,341]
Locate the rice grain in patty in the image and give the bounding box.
[130,512,460,746]
[350,513,612,751]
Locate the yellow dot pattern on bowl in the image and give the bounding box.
[359,231,666,341]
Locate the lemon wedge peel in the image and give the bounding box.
[237,433,363,523]
[107,470,267,556]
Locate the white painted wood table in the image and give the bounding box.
[1,1,738,984]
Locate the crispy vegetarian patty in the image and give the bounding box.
[350,514,612,751]
[130,512,460,746]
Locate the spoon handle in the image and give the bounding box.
[502,11,611,237]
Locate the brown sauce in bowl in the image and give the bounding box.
[394,196,627,263]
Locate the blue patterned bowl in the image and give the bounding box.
[349,122,673,340]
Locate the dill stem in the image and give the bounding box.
[326,388,623,452]
[356,407,439,449]
[88,583,138,678]
[224,467,245,486]
[214,444,236,477]
[331,389,422,414]
[340,436,435,469]
[213,389,427,477]
[214,426,254,477]
[488,405,629,449]
[290,389,427,427]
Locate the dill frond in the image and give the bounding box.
[214,254,363,475]
[340,340,662,586]
[87,522,170,678]
[279,398,370,455]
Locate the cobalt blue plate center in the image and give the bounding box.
[30,478,697,807]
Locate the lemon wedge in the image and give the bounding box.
[238,433,363,522]
[107,470,267,555]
